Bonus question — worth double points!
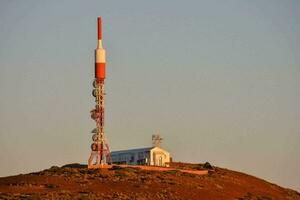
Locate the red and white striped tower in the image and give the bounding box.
[88,17,111,168]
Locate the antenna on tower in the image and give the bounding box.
[152,133,163,147]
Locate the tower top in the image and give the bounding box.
[97,17,102,40]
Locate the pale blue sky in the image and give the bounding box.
[0,0,299,191]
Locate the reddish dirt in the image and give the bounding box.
[89,163,209,175]
[0,162,299,200]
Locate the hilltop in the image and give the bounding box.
[0,162,299,200]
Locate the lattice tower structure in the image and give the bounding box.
[88,17,111,168]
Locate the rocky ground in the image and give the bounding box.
[0,162,299,200]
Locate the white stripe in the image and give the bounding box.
[95,48,106,63]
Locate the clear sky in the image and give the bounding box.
[0,0,299,191]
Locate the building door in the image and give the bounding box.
[158,156,162,166]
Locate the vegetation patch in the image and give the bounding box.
[203,162,214,170]
[110,165,124,171]
[45,183,58,189]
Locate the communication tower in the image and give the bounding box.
[88,17,111,168]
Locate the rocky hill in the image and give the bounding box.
[0,162,299,200]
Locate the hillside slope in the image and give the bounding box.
[0,163,299,200]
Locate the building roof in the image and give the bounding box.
[111,147,153,155]
[111,146,168,155]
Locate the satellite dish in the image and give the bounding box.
[92,89,97,97]
[92,133,98,141]
[93,80,97,88]
[91,128,98,133]
[91,143,98,151]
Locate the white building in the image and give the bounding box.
[111,146,171,167]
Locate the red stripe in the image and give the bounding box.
[95,63,105,79]
[98,17,102,40]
